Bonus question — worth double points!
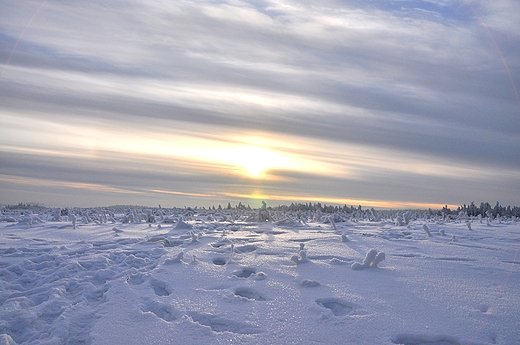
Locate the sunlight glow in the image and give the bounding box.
[208,145,296,178]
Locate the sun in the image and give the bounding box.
[220,146,293,178]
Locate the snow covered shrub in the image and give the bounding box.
[328,216,337,230]
[439,229,445,236]
[341,234,349,242]
[351,249,385,270]
[228,244,235,263]
[370,208,380,222]
[146,210,155,223]
[258,201,272,222]
[422,224,432,237]
[291,243,309,264]
[403,211,411,225]
[395,215,405,226]
[466,221,472,231]
[373,252,385,267]
[362,249,377,266]
[173,217,193,230]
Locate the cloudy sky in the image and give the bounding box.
[1,0,519,209]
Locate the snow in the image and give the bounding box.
[1,207,519,344]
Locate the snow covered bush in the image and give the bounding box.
[291,250,308,264]
[370,208,381,222]
[395,214,405,226]
[258,201,272,222]
[351,249,385,270]
[228,244,235,263]
[172,217,193,231]
[422,224,432,237]
[403,211,411,225]
[291,244,308,264]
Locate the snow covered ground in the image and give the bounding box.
[1,207,519,345]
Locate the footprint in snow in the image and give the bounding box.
[392,334,461,345]
[141,299,181,322]
[187,311,263,334]
[234,287,267,301]
[149,277,172,296]
[234,244,257,253]
[212,257,227,265]
[232,267,256,278]
[315,298,357,316]
[126,269,149,285]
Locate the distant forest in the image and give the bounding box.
[227,201,520,218]
[4,201,520,218]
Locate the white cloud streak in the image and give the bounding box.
[0,0,519,207]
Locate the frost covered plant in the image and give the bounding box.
[291,250,308,265]
[466,221,472,231]
[403,211,411,225]
[362,249,377,267]
[258,201,272,222]
[71,214,77,230]
[173,216,193,231]
[370,208,381,222]
[438,229,446,236]
[351,249,385,270]
[228,244,235,263]
[395,215,405,226]
[190,231,199,243]
[341,234,349,242]
[146,210,155,223]
[422,224,432,237]
[329,216,337,231]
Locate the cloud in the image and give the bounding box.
[0,174,141,195]
[1,0,519,207]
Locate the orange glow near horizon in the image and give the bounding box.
[0,173,459,210]
[220,191,456,210]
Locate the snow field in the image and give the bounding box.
[1,208,519,344]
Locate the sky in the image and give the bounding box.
[0,0,519,209]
